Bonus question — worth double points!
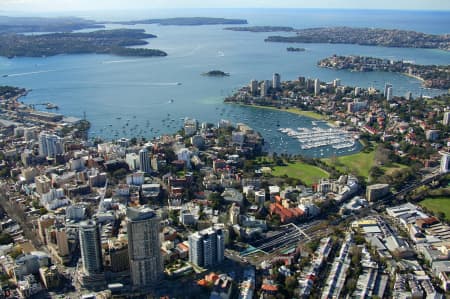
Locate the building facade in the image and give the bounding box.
[139,148,151,174]
[79,221,103,275]
[127,207,162,289]
[38,132,64,158]
[188,227,224,268]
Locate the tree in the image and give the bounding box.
[305,240,320,253]
[285,276,298,292]
[112,168,127,179]
[437,212,446,222]
[0,167,10,178]
[169,210,180,226]
[9,246,23,259]
[369,166,384,180]
[243,160,254,172]
[0,233,13,245]
[270,214,281,227]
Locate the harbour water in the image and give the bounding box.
[0,9,449,157]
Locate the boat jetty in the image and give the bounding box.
[278,126,358,150]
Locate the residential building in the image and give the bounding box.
[184,118,198,136]
[314,79,320,96]
[35,175,51,195]
[125,153,140,170]
[366,184,390,202]
[250,79,258,96]
[441,153,450,173]
[139,148,151,174]
[188,227,224,268]
[261,80,270,97]
[127,207,162,289]
[79,221,103,275]
[38,132,64,158]
[384,83,392,98]
[386,86,393,101]
[443,111,450,126]
[272,73,281,89]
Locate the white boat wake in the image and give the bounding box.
[6,70,56,77]
[102,59,141,64]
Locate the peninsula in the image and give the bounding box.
[318,55,450,89]
[113,17,247,26]
[202,70,230,77]
[0,29,167,58]
[264,27,450,51]
[0,15,104,33]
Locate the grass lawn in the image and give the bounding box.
[322,149,376,178]
[283,107,328,120]
[272,161,329,186]
[382,163,409,175]
[419,197,450,222]
[236,103,328,120]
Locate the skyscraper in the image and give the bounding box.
[441,153,450,173]
[188,227,224,268]
[443,111,450,126]
[38,132,64,158]
[261,80,270,97]
[405,91,413,101]
[125,153,140,170]
[384,83,392,98]
[127,207,162,289]
[139,148,151,174]
[272,73,281,89]
[333,78,341,88]
[249,79,258,96]
[386,86,393,101]
[314,79,320,96]
[79,221,103,275]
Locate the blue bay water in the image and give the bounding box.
[0,9,449,157]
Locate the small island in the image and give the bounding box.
[264,26,450,51]
[202,70,230,77]
[318,55,450,89]
[113,17,247,26]
[287,47,305,52]
[0,29,167,58]
[224,26,295,32]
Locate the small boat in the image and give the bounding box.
[169,99,174,103]
[176,82,182,86]
[2,74,8,78]
[45,103,58,109]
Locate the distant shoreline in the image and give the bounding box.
[318,55,450,89]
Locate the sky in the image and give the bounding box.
[1,0,449,12]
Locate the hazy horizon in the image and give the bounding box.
[1,0,449,13]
